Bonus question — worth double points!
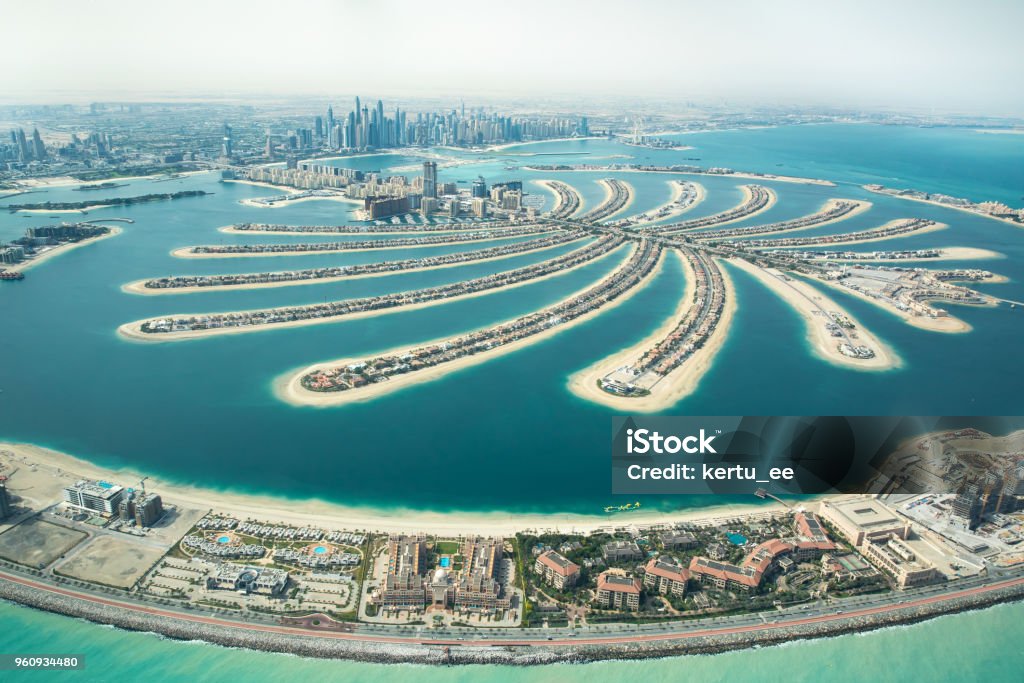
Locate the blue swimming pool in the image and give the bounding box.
[726,533,748,546]
[313,546,327,555]
[439,557,451,568]
[216,536,230,544]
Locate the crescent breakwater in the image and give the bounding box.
[171,225,552,258]
[283,240,662,406]
[120,234,626,340]
[125,231,589,295]
[522,163,836,186]
[647,185,775,234]
[692,199,871,240]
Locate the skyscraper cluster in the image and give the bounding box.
[318,96,588,151]
[4,128,47,163]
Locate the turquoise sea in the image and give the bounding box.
[2,599,1023,682]
[0,124,1022,515]
[1,124,1023,678]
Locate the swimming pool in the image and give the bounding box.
[216,535,231,544]
[726,533,748,546]
[313,546,328,555]
[439,557,451,568]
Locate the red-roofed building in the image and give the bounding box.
[643,556,690,597]
[688,556,761,591]
[534,549,580,590]
[595,570,641,611]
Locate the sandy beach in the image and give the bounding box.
[811,246,1004,263]
[170,229,553,259]
[122,236,588,296]
[809,275,974,333]
[118,240,624,341]
[12,227,122,272]
[567,251,738,411]
[275,245,664,408]
[0,441,788,536]
[769,219,947,248]
[726,258,900,371]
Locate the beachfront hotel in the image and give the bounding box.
[379,535,512,614]
[62,479,126,517]
[594,570,642,611]
[535,549,581,590]
[642,557,690,597]
[818,497,912,547]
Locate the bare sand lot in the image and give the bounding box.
[54,535,167,589]
[0,518,87,568]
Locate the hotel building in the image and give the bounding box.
[643,556,690,597]
[63,480,126,516]
[595,570,642,611]
[535,550,581,590]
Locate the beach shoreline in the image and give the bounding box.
[809,274,973,333]
[809,246,1004,263]
[0,441,783,536]
[13,226,123,272]
[726,258,901,371]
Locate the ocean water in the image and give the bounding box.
[0,125,1023,515]
[1,123,1023,681]
[1,599,1022,682]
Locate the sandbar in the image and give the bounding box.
[726,258,900,370]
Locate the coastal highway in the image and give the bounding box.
[1,567,1022,649]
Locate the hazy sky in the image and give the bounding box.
[5,0,1024,114]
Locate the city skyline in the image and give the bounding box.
[3,0,1024,115]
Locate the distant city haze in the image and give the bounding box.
[4,0,1024,115]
